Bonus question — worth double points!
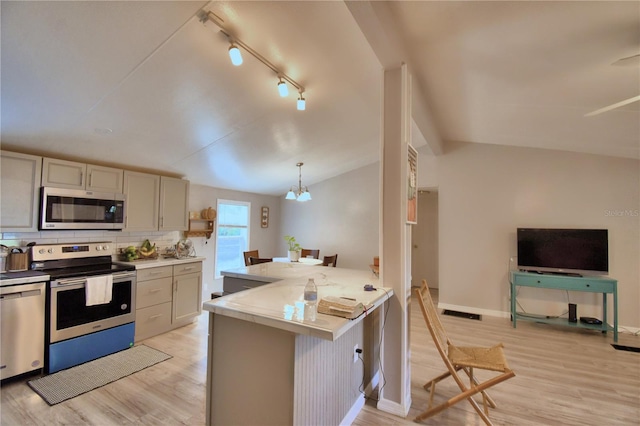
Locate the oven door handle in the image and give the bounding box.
[52,272,136,288]
[51,278,87,288]
[112,271,137,281]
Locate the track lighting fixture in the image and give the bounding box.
[228,42,243,66]
[278,77,289,97]
[286,162,311,202]
[199,10,306,111]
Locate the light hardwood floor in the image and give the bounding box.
[1,290,638,425]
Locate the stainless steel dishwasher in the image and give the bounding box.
[1,280,46,380]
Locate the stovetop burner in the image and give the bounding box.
[44,263,135,280]
[30,241,134,280]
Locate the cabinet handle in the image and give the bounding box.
[149,288,162,293]
[183,267,193,271]
[80,171,83,185]
[89,172,93,187]
[149,314,163,320]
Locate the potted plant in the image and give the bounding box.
[284,235,301,262]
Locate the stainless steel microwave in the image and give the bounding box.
[40,187,126,230]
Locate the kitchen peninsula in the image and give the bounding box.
[202,263,392,425]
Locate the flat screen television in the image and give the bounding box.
[517,228,608,276]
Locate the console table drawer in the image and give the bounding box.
[513,274,615,293]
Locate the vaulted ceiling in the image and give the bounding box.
[2,1,638,195]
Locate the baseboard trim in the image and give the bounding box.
[438,303,639,335]
[377,397,411,417]
[438,302,510,319]
[340,394,365,426]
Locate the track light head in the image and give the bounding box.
[297,93,306,111]
[277,77,289,97]
[228,43,243,66]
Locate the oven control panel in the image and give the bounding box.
[31,242,113,262]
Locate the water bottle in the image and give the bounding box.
[303,278,318,321]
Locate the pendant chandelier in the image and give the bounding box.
[285,162,311,202]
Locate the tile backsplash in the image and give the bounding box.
[1,230,182,258]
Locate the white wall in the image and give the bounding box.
[438,141,639,327]
[188,184,282,293]
[279,163,379,270]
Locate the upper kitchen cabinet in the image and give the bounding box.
[0,151,42,232]
[159,177,189,231]
[86,164,124,192]
[42,158,123,192]
[123,171,160,232]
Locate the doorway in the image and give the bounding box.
[411,189,439,288]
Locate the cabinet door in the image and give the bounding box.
[123,171,160,231]
[0,151,42,232]
[159,176,189,231]
[86,164,123,192]
[172,271,202,326]
[41,157,86,189]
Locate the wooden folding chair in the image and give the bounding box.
[414,280,515,425]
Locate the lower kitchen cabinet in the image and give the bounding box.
[173,263,203,326]
[134,261,202,341]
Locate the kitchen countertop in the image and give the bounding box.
[113,256,205,270]
[0,270,50,287]
[204,263,392,341]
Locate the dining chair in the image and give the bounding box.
[249,257,273,265]
[322,254,338,267]
[414,279,515,425]
[301,249,320,259]
[243,250,259,266]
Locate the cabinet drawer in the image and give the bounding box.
[135,302,172,341]
[137,266,173,282]
[136,277,172,309]
[174,262,202,276]
[223,277,267,294]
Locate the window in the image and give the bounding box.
[215,200,251,277]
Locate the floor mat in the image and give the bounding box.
[28,345,171,405]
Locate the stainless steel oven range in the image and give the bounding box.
[31,242,136,373]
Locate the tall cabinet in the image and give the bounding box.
[123,172,189,232]
[160,176,189,231]
[123,171,160,232]
[0,151,42,232]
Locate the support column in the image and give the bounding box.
[377,64,412,416]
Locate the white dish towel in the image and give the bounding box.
[85,275,113,306]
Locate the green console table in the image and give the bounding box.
[510,271,618,342]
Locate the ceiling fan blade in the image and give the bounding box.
[585,95,640,117]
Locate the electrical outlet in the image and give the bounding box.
[353,344,359,363]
